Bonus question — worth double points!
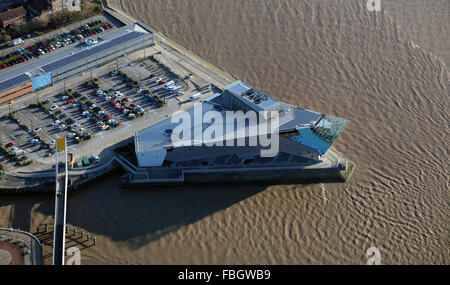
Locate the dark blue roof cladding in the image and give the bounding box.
[0,74,30,93]
[41,31,145,73]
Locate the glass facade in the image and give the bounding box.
[289,115,350,155]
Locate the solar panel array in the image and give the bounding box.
[0,74,30,93]
[41,31,146,73]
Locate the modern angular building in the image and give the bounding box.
[134,81,350,168]
[0,23,154,104]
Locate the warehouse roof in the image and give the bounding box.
[0,23,152,93]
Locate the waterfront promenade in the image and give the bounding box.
[0,228,42,265]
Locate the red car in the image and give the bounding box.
[109,100,117,106]
[5,142,14,148]
[130,103,136,107]
[104,114,111,119]
[1,64,7,69]
[67,99,75,104]
[158,80,166,85]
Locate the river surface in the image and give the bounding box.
[0,0,448,264]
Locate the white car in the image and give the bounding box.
[58,124,67,130]
[62,96,69,100]
[33,127,41,133]
[96,89,103,95]
[122,108,129,114]
[154,78,162,83]
[78,128,86,133]
[72,123,80,129]
[50,105,59,111]
[89,104,97,109]
[50,140,56,146]
[52,120,61,126]
[138,87,145,93]
[111,71,119,76]
[128,113,135,118]
[67,132,76,138]
[72,103,80,108]
[101,125,109,130]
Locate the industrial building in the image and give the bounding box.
[0,6,26,28]
[134,81,350,167]
[0,23,154,104]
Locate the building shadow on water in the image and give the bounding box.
[27,172,276,250]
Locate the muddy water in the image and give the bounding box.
[0,0,448,264]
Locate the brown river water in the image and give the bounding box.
[0,0,448,264]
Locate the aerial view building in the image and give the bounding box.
[0,6,26,28]
[0,23,154,104]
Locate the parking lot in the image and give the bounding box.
[15,104,73,145]
[0,117,49,168]
[0,46,201,169]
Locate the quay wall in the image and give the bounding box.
[122,160,355,188]
[184,161,355,185]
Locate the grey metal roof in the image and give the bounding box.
[0,23,152,93]
[228,83,250,96]
[41,31,144,73]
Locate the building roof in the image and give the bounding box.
[135,82,349,157]
[28,0,52,15]
[135,95,324,153]
[0,6,26,23]
[0,23,153,93]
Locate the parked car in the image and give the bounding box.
[50,105,59,111]
[5,142,14,148]
[65,118,75,125]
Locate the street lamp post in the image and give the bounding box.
[8,101,13,115]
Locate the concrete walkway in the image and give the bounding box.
[0,228,42,265]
